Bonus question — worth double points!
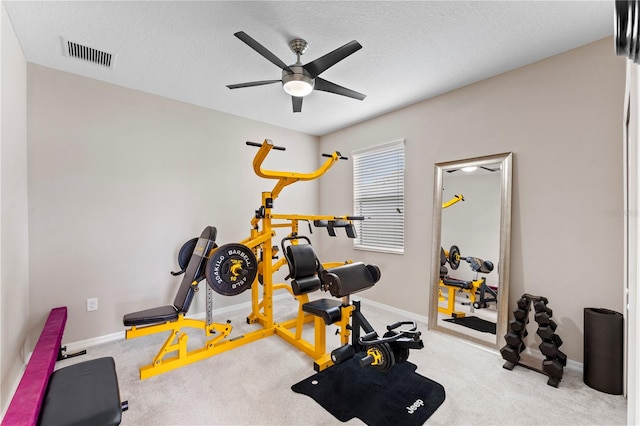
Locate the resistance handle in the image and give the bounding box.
[246,141,286,151]
[322,152,348,160]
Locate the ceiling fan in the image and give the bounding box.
[226,31,366,113]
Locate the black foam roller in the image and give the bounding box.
[583,308,623,395]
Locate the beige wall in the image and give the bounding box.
[27,64,319,345]
[318,38,626,362]
[0,1,29,414]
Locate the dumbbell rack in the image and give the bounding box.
[500,293,566,387]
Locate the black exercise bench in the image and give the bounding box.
[1,307,126,426]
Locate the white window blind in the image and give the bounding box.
[352,140,405,254]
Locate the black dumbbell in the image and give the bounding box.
[509,319,527,332]
[504,330,528,347]
[539,341,565,358]
[549,334,563,348]
[514,308,529,320]
[542,358,564,379]
[534,311,551,325]
[517,297,531,309]
[500,344,522,364]
[536,320,558,340]
[555,350,568,366]
[534,301,553,316]
[540,344,567,367]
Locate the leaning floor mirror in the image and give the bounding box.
[429,152,513,350]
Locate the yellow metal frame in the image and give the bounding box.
[438,247,485,318]
[126,139,359,379]
[442,194,464,209]
[439,195,467,317]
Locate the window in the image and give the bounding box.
[352,140,405,254]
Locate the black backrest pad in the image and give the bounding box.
[480,260,494,274]
[291,276,322,295]
[467,257,494,274]
[322,262,380,298]
[173,226,217,312]
[285,244,318,279]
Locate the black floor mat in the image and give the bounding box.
[443,315,496,334]
[292,356,445,425]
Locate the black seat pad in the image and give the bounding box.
[123,305,177,327]
[302,299,342,325]
[442,278,473,290]
[39,357,122,426]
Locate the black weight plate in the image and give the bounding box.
[373,342,395,373]
[449,245,460,270]
[392,346,410,364]
[206,243,258,296]
[178,238,198,271]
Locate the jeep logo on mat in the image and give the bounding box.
[406,398,424,414]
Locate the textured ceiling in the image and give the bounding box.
[5,1,613,136]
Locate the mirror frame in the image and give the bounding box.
[428,152,513,350]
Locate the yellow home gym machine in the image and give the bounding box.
[123,139,423,379]
[438,193,496,317]
[438,245,496,318]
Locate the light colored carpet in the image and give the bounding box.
[57,297,627,425]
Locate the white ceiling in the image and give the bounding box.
[5,1,614,136]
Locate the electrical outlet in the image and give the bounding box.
[86,298,98,312]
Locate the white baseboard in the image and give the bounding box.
[63,330,126,354]
[355,296,430,325]
[522,346,583,373]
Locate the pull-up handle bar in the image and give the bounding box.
[322,153,348,160]
[246,141,286,151]
[247,140,345,199]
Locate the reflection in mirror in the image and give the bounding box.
[429,153,513,349]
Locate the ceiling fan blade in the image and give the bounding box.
[226,80,281,89]
[314,77,366,100]
[234,31,291,72]
[303,40,362,78]
[292,96,303,113]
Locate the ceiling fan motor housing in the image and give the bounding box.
[282,65,315,96]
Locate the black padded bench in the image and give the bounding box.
[40,357,123,426]
[1,307,125,426]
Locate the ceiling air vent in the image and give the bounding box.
[64,39,113,68]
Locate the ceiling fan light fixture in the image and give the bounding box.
[461,166,478,173]
[283,80,313,97]
[282,71,314,97]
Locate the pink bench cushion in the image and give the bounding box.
[2,307,67,426]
